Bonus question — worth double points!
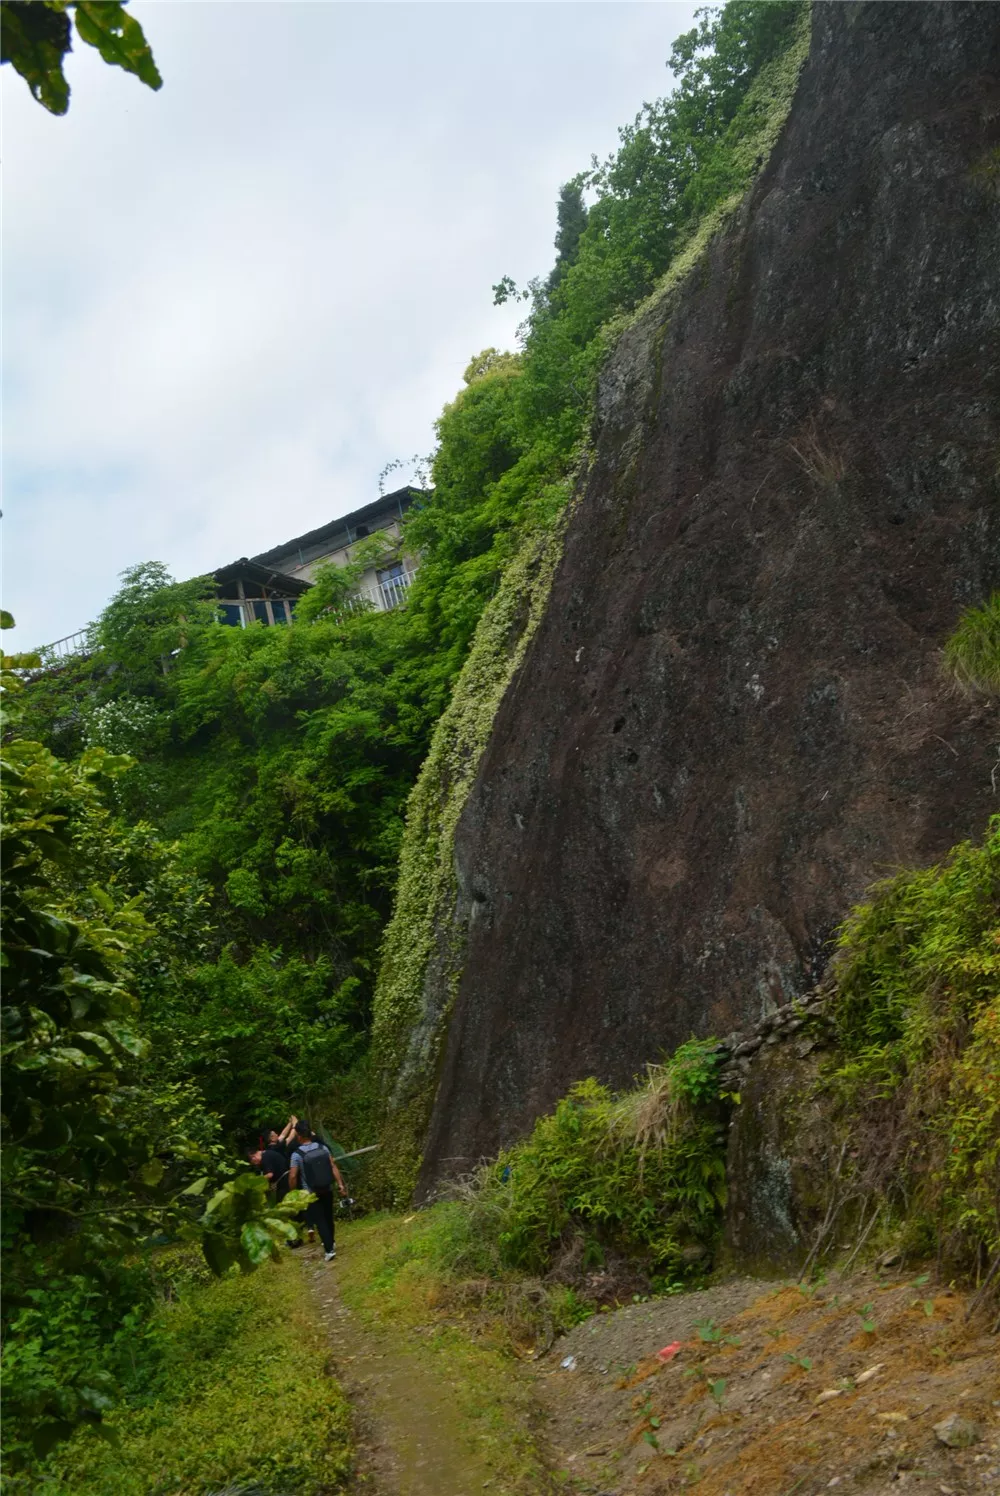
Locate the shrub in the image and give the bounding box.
[455,1041,730,1282]
[24,1257,351,1496]
[827,818,1000,1267]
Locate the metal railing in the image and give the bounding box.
[36,628,95,662]
[335,567,419,618]
[35,569,419,655]
[373,569,417,610]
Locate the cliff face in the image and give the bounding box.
[417,1,1000,1191]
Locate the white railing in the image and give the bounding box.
[370,568,418,611]
[334,567,419,618]
[37,628,95,662]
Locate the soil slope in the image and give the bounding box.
[537,1270,1000,1495]
[419,0,1000,1187]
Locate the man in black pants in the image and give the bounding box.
[287,1120,347,1262]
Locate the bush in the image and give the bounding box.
[827,817,1000,1267]
[0,1267,157,1468]
[25,1257,351,1496]
[452,1041,730,1282]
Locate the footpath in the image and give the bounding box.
[306,1253,499,1494]
[304,1227,1000,1496]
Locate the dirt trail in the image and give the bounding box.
[306,1238,999,1496]
[305,1253,503,1495]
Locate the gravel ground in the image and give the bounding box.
[534,1271,1000,1496]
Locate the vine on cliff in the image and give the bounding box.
[370,523,565,1202]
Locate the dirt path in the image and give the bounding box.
[304,1252,506,1495]
[304,1236,999,1496]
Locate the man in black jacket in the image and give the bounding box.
[288,1120,347,1262]
[258,1116,297,1201]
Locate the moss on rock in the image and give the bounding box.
[370,523,565,1202]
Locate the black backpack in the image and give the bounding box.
[299,1143,334,1193]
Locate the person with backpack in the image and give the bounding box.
[287,1120,347,1262]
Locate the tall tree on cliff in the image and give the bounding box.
[546,177,589,295]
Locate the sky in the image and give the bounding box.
[4,0,700,650]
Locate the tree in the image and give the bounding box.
[546,177,589,295]
[1,1,161,116]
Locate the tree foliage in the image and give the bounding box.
[0,623,319,1463]
[1,1,161,116]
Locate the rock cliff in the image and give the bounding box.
[411,1,1000,1192]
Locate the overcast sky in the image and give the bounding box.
[4,0,700,649]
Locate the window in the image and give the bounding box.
[377,562,405,585]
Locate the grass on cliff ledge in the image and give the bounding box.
[943,591,1000,694]
[25,1255,351,1496]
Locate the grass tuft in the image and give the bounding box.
[942,592,1000,695]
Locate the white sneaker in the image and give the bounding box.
[324,1250,336,1262]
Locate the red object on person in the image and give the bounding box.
[657,1342,682,1362]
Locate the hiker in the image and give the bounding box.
[258,1115,297,1201]
[267,1116,298,1156]
[288,1120,347,1262]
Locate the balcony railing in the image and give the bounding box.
[35,568,419,656]
[335,567,419,618]
[369,567,418,611]
[36,628,96,663]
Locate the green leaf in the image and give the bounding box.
[73,3,162,91]
[102,1020,148,1058]
[140,1158,164,1186]
[88,884,116,913]
[240,1220,277,1266]
[0,1,72,115]
[31,1416,76,1458]
[201,1230,237,1277]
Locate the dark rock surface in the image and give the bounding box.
[418,1,1000,1192]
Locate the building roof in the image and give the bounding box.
[250,486,423,571]
[212,559,314,596]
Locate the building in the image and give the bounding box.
[213,486,422,628]
[36,488,424,658]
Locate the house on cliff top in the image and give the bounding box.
[212,484,422,628]
[38,486,424,658]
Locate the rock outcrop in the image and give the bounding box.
[415,1,1000,1192]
